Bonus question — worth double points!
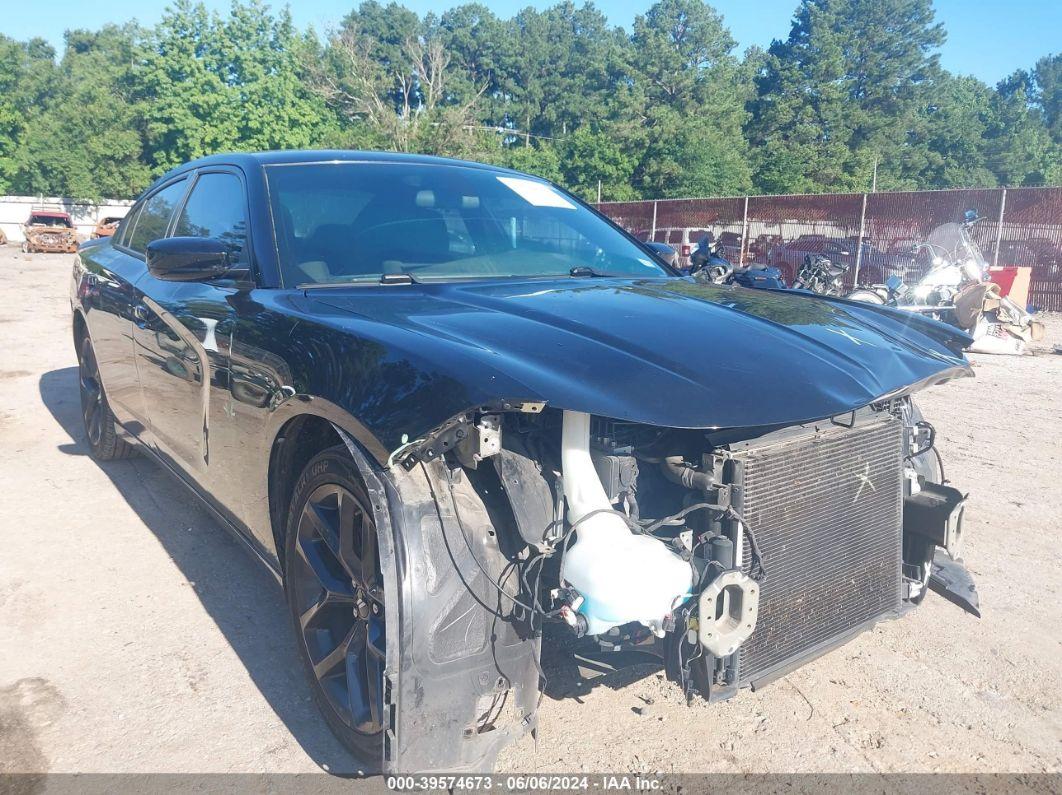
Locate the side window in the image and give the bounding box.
[173,172,249,263]
[117,205,143,248]
[127,180,188,254]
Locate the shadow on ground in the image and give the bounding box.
[38,366,364,775]
[38,366,662,767]
[539,626,663,702]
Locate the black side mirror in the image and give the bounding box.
[146,237,231,281]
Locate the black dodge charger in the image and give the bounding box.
[71,150,979,773]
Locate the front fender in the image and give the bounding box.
[334,427,540,773]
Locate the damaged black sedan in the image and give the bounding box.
[70,151,979,773]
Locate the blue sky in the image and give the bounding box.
[7,0,1059,86]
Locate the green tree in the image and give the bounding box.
[309,10,491,157]
[1030,54,1061,144]
[140,0,335,175]
[436,3,512,124]
[902,73,998,189]
[12,25,151,200]
[747,0,945,193]
[0,36,59,193]
[636,109,753,197]
[559,127,636,201]
[629,0,736,111]
[504,2,627,142]
[987,72,1059,186]
[0,0,1056,200]
[621,0,752,197]
[498,142,563,183]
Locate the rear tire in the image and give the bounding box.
[283,446,386,766]
[78,335,135,460]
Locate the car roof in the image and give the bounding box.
[155,149,527,187]
[30,211,71,219]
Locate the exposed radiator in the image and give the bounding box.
[722,413,904,686]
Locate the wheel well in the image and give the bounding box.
[72,311,87,354]
[268,414,344,568]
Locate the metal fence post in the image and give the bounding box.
[993,187,1007,268]
[853,192,868,286]
[650,200,657,240]
[739,195,749,266]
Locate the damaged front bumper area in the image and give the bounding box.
[372,395,980,774]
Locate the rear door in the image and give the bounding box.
[83,179,189,433]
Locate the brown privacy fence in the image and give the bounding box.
[597,187,1062,311]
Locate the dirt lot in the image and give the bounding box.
[0,248,1059,778]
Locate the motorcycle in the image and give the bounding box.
[688,234,790,289]
[683,233,849,297]
[846,210,1044,355]
[846,274,908,305]
[791,253,849,296]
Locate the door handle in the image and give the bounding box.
[133,305,149,325]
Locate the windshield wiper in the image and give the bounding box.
[298,271,420,289]
[569,265,615,278]
[379,272,420,285]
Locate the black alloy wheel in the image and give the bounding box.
[284,447,386,760]
[78,335,134,460]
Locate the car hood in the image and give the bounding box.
[307,276,971,441]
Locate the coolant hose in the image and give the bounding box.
[660,455,713,491]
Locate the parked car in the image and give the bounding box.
[634,226,710,269]
[998,238,1062,273]
[92,215,125,239]
[72,150,979,774]
[23,210,79,253]
[771,234,890,284]
[715,230,743,261]
[747,233,783,264]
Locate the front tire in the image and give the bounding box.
[78,335,135,460]
[284,446,386,764]
[846,289,886,304]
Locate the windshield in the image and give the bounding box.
[265,162,668,286]
[29,215,72,228]
[925,223,987,269]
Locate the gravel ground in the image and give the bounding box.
[0,249,1059,779]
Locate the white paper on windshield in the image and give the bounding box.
[497,176,576,209]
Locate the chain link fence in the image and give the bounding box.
[599,187,1062,311]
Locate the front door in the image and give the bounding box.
[131,170,251,492]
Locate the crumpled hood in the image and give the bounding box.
[307,276,971,435]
